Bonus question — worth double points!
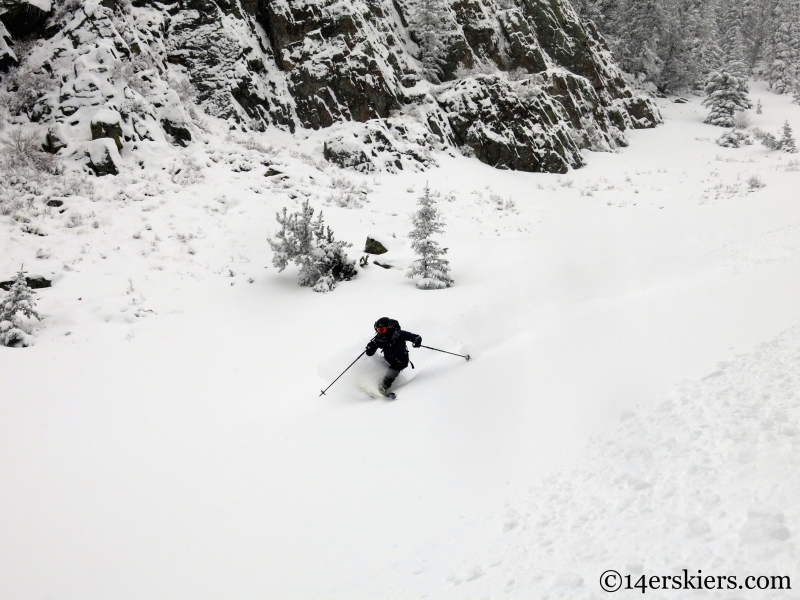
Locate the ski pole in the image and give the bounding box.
[319,338,376,397]
[420,345,471,361]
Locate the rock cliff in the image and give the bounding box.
[0,0,661,174]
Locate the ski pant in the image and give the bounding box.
[383,361,408,390]
[382,366,404,389]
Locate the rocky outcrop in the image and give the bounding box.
[0,0,50,40]
[0,0,661,175]
[0,20,15,71]
[438,75,583,173]
[323,118,437,173]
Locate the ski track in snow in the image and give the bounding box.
[2,83,800,598]
[442,325,800,598]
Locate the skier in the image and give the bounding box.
[366,317,422,396]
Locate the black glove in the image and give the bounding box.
[412,336,422,348]
[366,341,377,356]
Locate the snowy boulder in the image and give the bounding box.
[618,97,662,129]
[44,123,68,154]
[0,275,51,291]
[673,97,690,104]
[90,110,123,150]
[84,139,121,176]
[160,117,192,147]
[364,238,388,255]
[323,137,372,172]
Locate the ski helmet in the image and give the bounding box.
[374,317,399,334]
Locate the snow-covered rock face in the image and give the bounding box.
[0,21,15,71]
[0,0,661,173]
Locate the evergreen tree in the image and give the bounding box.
[613,0,665,80]
[743,0,780,68]
[696,0,725,87]
[703,70,752,126]
[268,200,357,293]
[407,185,453,290]
[763,0,798,93]
[719,0,750,79]
[657,0,709,92]
[0,269,41,347]
[567,0,797,94]
[411,0,450,83]
[568,0,605,24]
[567,0,623,33]
[778,120,798,152]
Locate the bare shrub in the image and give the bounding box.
[1,128,63,175]
[2,66,55,116]
[11,40,34,61]
[238,135,276,156]
[53,172,95,199]
[454,61,499,79]
[110,55,159,96]
[120,95,152,119]
[328,175,370,208]
[167,77,197,103]
[489,192,516,211]
[170,155,204,186]
[732,111,751,130]
[746,175,766,190]
[66,213,84,228]
[507,67,530,81]
[187,105,211,132]
[51,0,83,24]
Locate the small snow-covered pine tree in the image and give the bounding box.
[756,98,762,114]
[752,127,779,149]
[268,200,357,293]
[703,70,752,127]
[0,269,41,347]
[778,120,798,153]
[407,185,453,290]
[411,0,450,83]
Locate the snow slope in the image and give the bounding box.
[1,84,800,598]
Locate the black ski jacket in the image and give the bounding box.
[366,329,421,370]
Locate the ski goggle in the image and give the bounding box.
[375,326,388,334]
